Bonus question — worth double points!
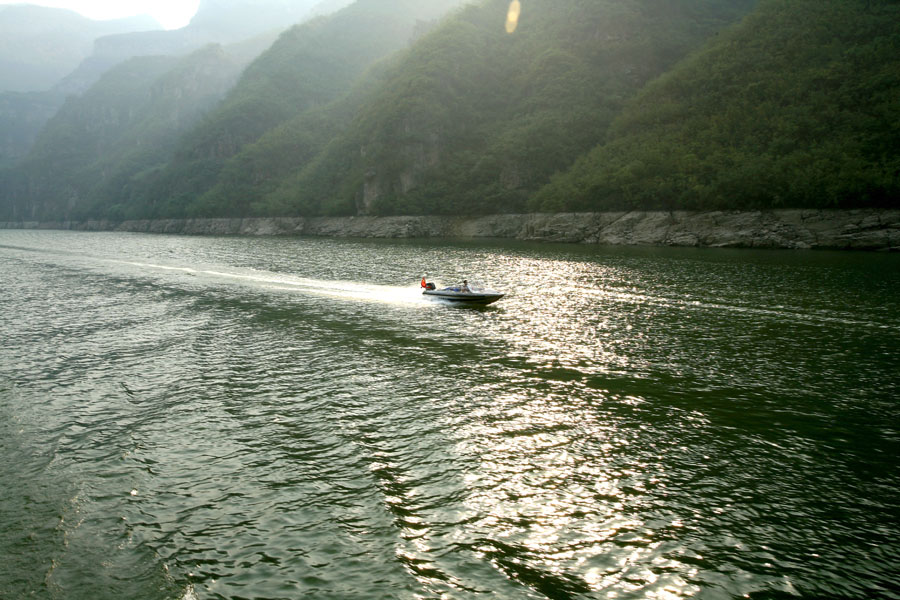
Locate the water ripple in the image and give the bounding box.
[1,231,898,599]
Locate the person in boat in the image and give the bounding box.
[460,279,470,293]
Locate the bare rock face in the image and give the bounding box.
[2,210,898,251]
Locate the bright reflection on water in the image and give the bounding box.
[0,230,898,600]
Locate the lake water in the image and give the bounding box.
[1,230,898,600]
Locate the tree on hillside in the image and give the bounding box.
[531,0,900,213]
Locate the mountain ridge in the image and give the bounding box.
[1,0,897,224]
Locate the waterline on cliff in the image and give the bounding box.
[2,209,898,251]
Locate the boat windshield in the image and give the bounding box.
[432,281,493,293]
[449,281,486,292]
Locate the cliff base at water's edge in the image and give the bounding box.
[2,210,898,251]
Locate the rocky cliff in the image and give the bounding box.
[0,91,65,168]
[2,210,898,251]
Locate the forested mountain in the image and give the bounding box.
[251,0,758,218]
[126,0,466,219]
[0,0,322,180]
[0,0,362,221]
[1,0,897,223]
[531,0,900,212]
[188,0,322,39]
[2,43,264,221]
[126,0,757,220]
[0,6,159,168]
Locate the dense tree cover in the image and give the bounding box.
[3,0,897,222]
[136,0,465,219]
[251,0,757,218]
[188,83,373,217]
[531,0,900,212]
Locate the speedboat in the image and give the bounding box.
[421,281,504,305]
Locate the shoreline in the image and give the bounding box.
[2,209,898,251]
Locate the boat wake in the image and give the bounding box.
[115,260,428,306]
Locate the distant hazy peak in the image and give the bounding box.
[0,4,160,31]
[0,4,162,93]
[188,0,320,35]
[305,0,356,18]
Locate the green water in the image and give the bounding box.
[1,230,898,600]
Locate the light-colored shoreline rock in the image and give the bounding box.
[1,210,898,251]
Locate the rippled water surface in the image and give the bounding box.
[1,230,898,600]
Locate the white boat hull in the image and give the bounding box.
[423,289,504,305]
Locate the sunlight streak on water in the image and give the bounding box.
[576,283,897,331]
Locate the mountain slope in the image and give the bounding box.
[531,0,900,212]
[249,0,757,218]
[137,0,465,218]
[0,5,160,168]
[0,90,65,169]
[3,45,248,221]
[4,0,897,224]
[0,0,304,172]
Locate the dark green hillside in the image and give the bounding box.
[142,0,464,218]
[6,0,893,224]
[88,46,250,220]
[532,0,900,212]
[189,80,378,218]
[250,0,756,218]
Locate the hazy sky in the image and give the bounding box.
[0,0,201,29]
